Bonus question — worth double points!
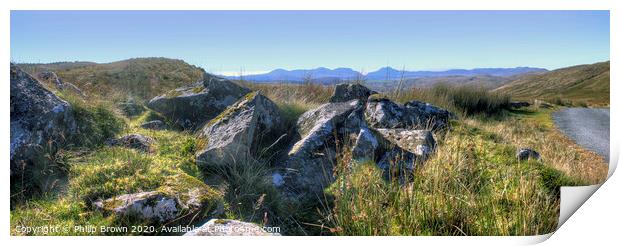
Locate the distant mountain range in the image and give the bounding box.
[223,66,548,82]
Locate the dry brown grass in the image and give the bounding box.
[472,109,608,184]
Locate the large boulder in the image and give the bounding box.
[329,83,377,103]
[184,219,279,236]
[94,173,223,223]
[196,92,284,170]
[282,100,363,195]
[147,72,251,130]
[10,64,77,189]
[365,97,453,131]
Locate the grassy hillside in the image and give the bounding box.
[11,61,609,236]
[494,61,610,106]
[18,58,204,103]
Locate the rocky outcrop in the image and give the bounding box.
[282,100,363,195]
[94,173,223,223]
[36,71,86,97]
[329,83,377,103]
[140,120,166,130]
[106,134,154,152]
[196,92,284,170]
[147,72,251,130]
[365,97,453,131]
[184,219,279,236]
[10,64,77,189]
[516,148,541,162]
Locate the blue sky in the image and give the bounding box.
[11,11,609,75]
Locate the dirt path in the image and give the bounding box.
[552,108,610,163]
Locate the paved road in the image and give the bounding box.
[552,108,610,162]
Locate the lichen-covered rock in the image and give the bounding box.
[140,120,166,130]
[10,64,77,189]
[94,173,223,223]
[93,191,178,222]
[147,72,251,130]
[377,148,417,183]
[509,101,531,109]
[351,127,379,161]
[516,148,541,162]
[196,92,284,169]
[373,128,436,182]
[374,128,436,157]
[283,100,363,195]
[106,134,154,152]
[184,219,279,236]
[365,98,407,129]
[365,97,454,131]
[329,83,377,103]
[36,71,86,97]
[403,100,454,131]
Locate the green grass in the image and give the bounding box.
[494,61,609,106]
[19,57,204,103]
[10,111,219,235]
[325,111,590,236]
[11,70,609,236]
[390,84,512,116]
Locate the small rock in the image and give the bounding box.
[516,148,541,162]
[534,99,554,109]
[329,83,377,103]
[140,120,166,130]
[106,134,154,152]
[184,219,279,236]
[509,101,531,109]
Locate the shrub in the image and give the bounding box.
[66,95,125,148]
[393,84,512,116]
